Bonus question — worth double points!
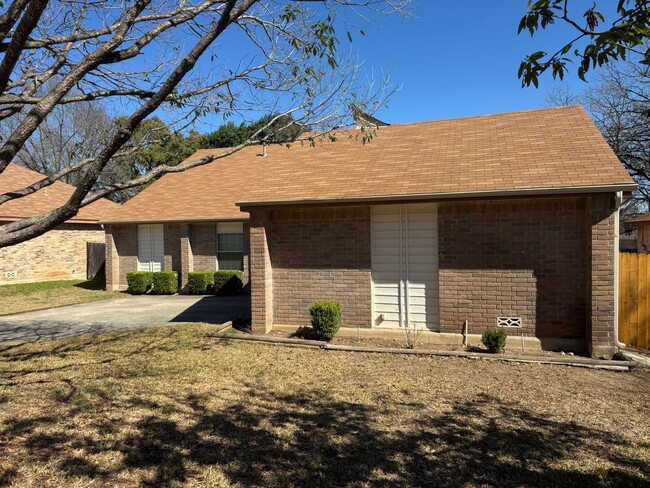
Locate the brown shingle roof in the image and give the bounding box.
[0,163,120,222]
[104,105,635,223]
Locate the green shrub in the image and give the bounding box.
[481,328,508,353]
[126,271,153,295]
[152,271,178,295]
[309,300,342,341]
[213,271,244,295]
[188,272,214,294]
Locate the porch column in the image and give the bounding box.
[588,194,617,358]
[105,225,120,291]
[250,210,273,334]
[180,223,193,293]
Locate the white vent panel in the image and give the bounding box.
[497,317,522,327]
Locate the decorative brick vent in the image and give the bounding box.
[497,317,522,327]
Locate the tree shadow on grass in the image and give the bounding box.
[0,328,182,382]
[1,385,648,487]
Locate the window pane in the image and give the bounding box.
[217,252,243,271]
[217,233,243,252]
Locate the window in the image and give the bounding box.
[138,224,164,272]
[217,222,244,271]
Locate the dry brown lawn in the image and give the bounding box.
[0,323,648,487]
[0,280,123,316]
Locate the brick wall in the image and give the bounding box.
[261,206,372,329]
[0,222,104,285]
[191,223,217,271]
[587,194,617,357]
[438,197,589,340]
[163,223,181,272]
[106,221,250,289]
[106,224,137,290]
[250,211,273,333]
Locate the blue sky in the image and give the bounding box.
[332,1,597,124]
[162,1,614,132]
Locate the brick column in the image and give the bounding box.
[588,194,617,358]
[180,223,193,293]
[250,211,273,334]
[105,225,120,291]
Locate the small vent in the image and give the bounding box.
[497,317,522,328]
[5,270,16,278]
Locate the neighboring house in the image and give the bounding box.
[626,213,650,252]
[619,226,638,252]
[0,163,120,284]
[102,106,635,357]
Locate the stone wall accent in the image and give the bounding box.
[0,222,105,285]
[438,197,589,342]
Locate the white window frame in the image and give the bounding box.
[216,222,244,271]
[137,224,164,272]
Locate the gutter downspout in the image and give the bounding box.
[614,191,626,350]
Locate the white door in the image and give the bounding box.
[371,204,439,330]
[137,224,164,272]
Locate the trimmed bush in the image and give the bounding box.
[309,300,342,341]
[481,328,508,353]
[188,272,214,294]
[213,271,244,295]
[152,271,178,295]
[126,271,153,295]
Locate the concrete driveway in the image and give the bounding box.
[0,295,250,343]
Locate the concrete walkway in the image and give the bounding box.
[0,295,250,343]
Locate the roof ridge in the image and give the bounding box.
[382,105,584,128]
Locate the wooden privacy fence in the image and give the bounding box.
[87,242,105,280]
[619,252,650,349]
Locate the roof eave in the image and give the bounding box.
[236,184,638,209]
[0,215,100,224]
[99,216,250,225]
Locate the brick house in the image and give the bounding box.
[0,163,120,284]
[626,213,650,252]
[102,106,635,357]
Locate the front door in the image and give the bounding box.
[371,204,439,330]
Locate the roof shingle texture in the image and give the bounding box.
[106,105,634,223]
[0,163,120,222]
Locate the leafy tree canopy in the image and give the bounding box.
[200,114,304,148]
[518,0,650,87]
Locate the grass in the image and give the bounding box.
[0,279,124,316]
[0,324,648,487]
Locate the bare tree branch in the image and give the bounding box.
[0,0,408,247]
